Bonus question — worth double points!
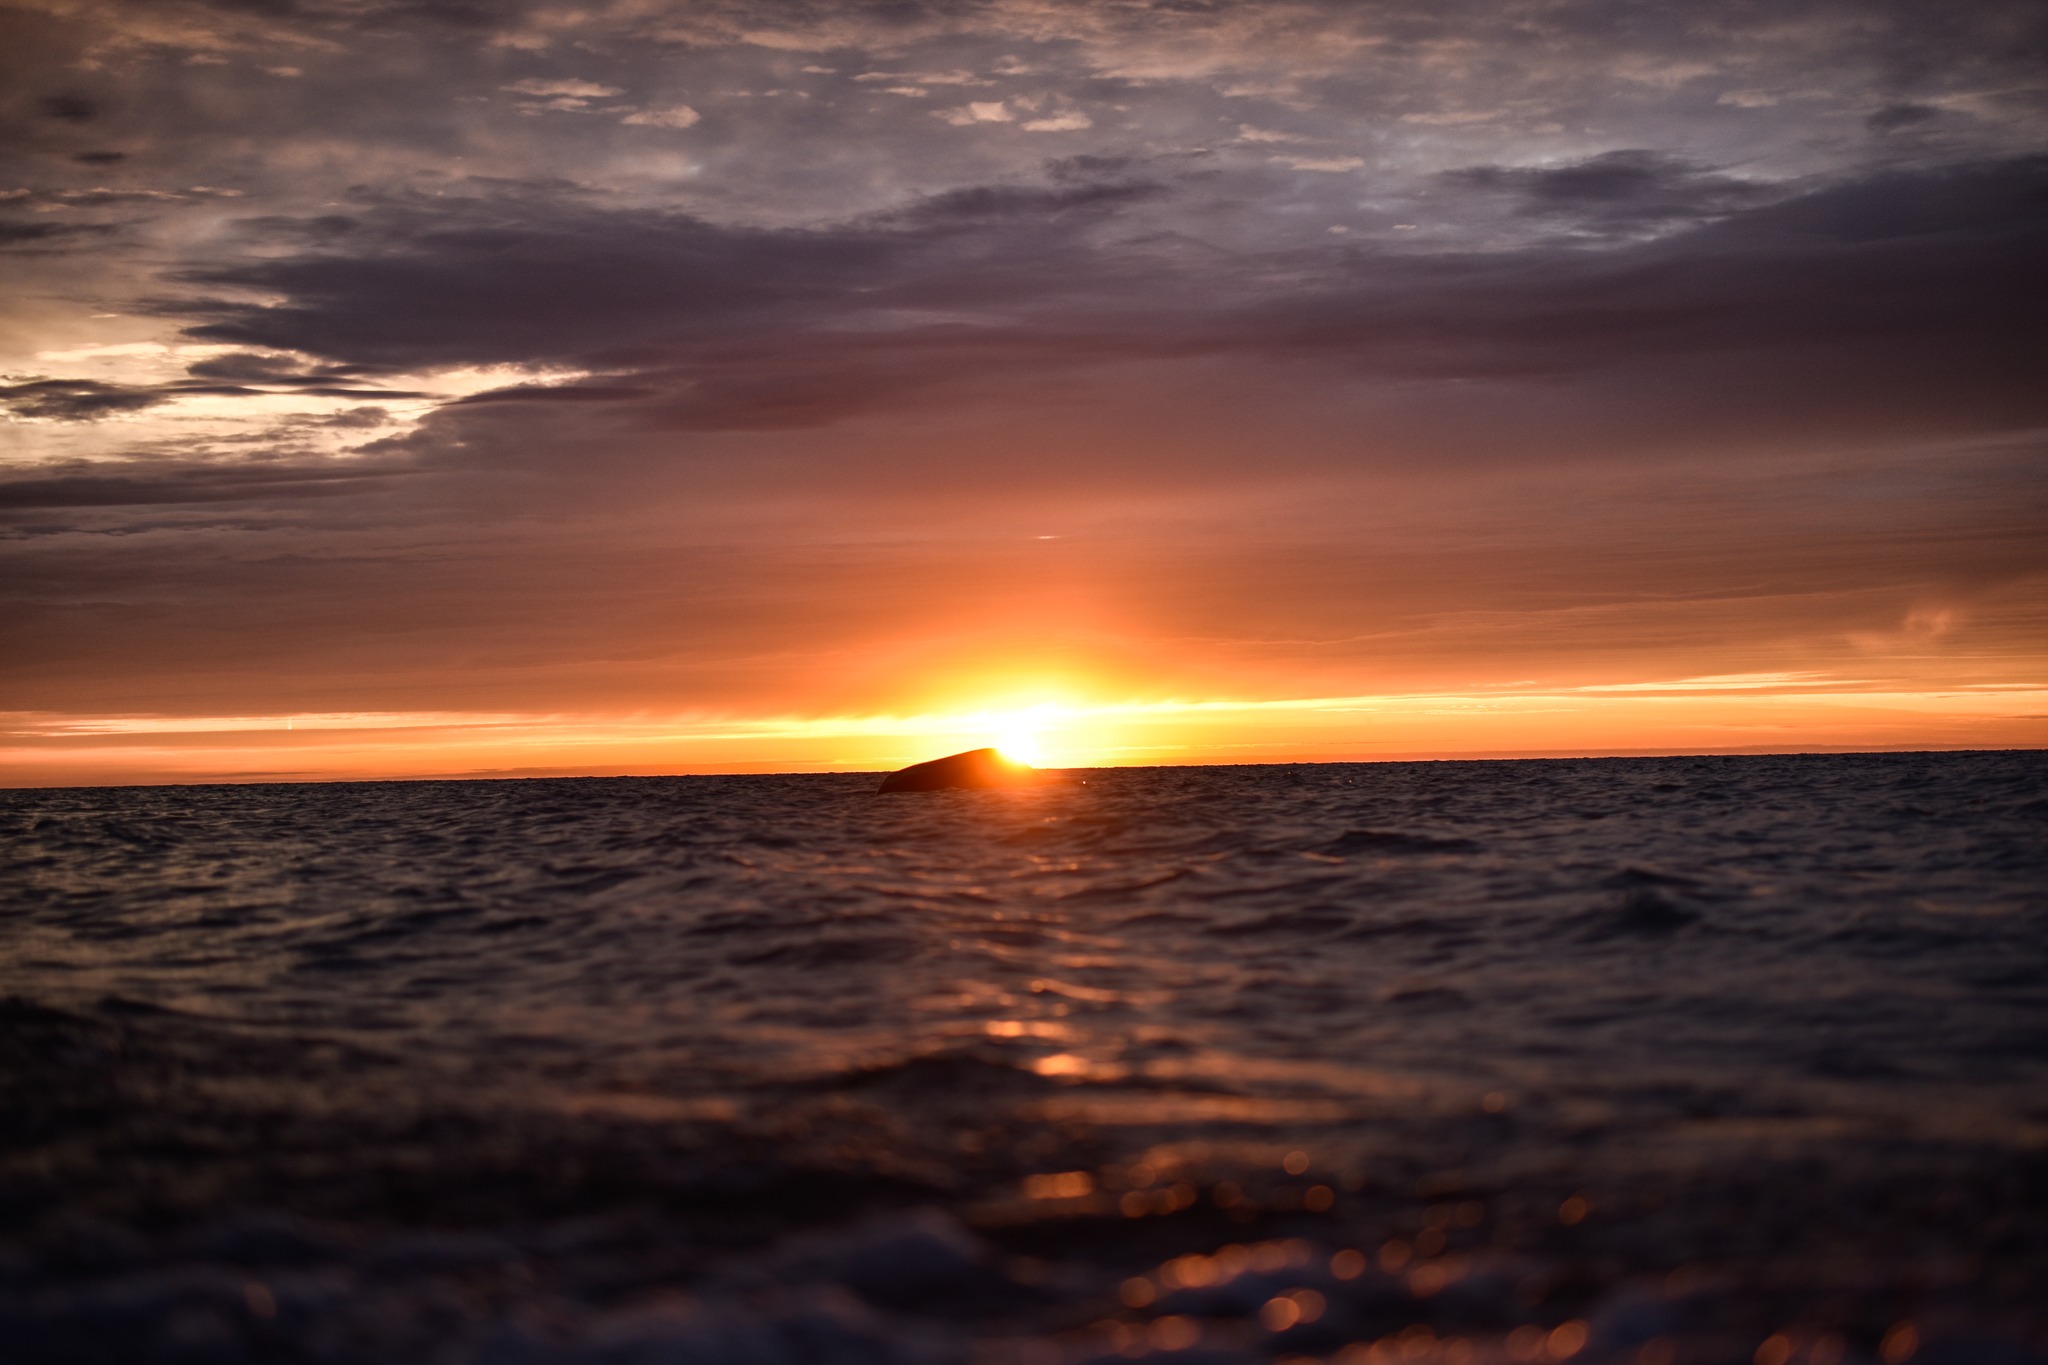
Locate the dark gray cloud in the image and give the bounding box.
[0,379,172,420]
[0,461,405,509]
[0,371,425,422]
[150,171,1198,437]
[38,94,97,122]
[173,198,902,368]
[182,352,343,382]
[0,220,117,249]
[447,384,655,406]
[1277,158,2048,372]
[1867,103,1944,133]
[133,155,2047,442]
[316,406,392,428]
[1443,151,1792,234]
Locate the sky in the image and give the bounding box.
[2,0,2046,785]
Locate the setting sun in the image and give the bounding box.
[983,703,1067,767]
[993,729,1044,767]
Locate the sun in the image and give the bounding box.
[991,716,1048,769]
[993,726,1044,767]
[954,697,1079,767]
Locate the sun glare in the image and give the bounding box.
[941,695,1073,768]
[993,728,1044,766]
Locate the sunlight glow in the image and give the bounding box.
[986,704,1064,766]
[4,677,2044,786]
[994,731,1044,766]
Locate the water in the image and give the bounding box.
[2,752,2044,1364]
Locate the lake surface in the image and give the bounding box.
[3,752,2045,1364]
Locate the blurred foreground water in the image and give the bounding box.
[2,752,2045,1364]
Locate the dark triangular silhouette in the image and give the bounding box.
[876,747,1038,793]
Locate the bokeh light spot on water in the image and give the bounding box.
[1256,1238,1314,1272]
[1030,1053,1091,1077]
[1547,1321,1589,1359]
[1022,1170,1094,1199]
[1408,1261,1452,1297]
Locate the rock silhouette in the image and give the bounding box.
[875,748,1039,793]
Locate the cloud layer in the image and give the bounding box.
[2,0,2045,775]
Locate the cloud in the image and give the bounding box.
[0,378,170,420]
[1236,125,1306,143]
[128,154,2041,453]
[936,101,1013,125]
[0,462,403,509]
[157,170,1183,432]
[854,70,983,86]
[181,351,332,382]
[1444,150,1790,233]
[0,221,119,250]
[1397,110,1500,127]
[171,192,907,370]
[42,188,184,207]
[448,382,655,406]
[878,176,1169,227]
[0,353,431,424]
[501,79,623,99]
[1022,112,1092,132]
[319,406,391,429]
[621,105,700,128]
[1272,155,1363,172]
[39,94,98,122]
[1867,103,1941,133]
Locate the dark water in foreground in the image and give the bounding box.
[2,752,2045,1365]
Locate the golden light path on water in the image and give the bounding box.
[3,677,2045,785]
